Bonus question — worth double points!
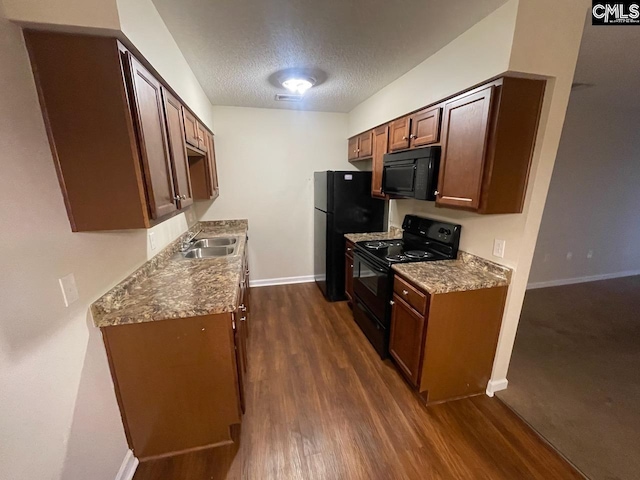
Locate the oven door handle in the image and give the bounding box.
[354,253,387,273]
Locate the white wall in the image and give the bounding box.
[0,6,204,480]
[196,106,353,282]
[529,96,640,284]
[348,0,588,388]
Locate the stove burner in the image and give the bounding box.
[385,254,407,262]
[405,250,432,259]
[364,241,389,250]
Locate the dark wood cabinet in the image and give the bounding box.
[410,106,441,147]
[389,273,508,404]
[371,125,389,198]
[389,116,411,151]
[437,86,493,210]
[389,294,427,387]
[196,123,208,151]
[347,130,374,161]
[345,240,354,303]
[189,131,219,201]
[183,109,200,149]
[161,88,193,210]
[358,130,373,158]
[25,30,218,231]
[127,53,178,220]
[438,78,544,213]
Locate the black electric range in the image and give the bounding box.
[350,215,461,358]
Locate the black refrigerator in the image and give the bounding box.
[314,171,386,301]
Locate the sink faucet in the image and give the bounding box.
[180,229,202,252]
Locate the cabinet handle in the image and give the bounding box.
[390,300,395,306]
[402,289,409,296]
[240,304,247,312]
[410,134,416,139]
[174,195,181,201]
[434,190,440,195]
[240,316,247,322]
[181,195,187,200]
[402,136,407,140]
[347,247,352,251]
[350,264,353,268]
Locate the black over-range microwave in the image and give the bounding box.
[382,146,440,200]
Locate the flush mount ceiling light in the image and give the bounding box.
[282,76,316,95]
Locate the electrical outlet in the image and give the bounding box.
[493,239,506,258]
[149,231,157,251]
[59,273,79,307]
[587,250,594,259]
[566,252,573,261]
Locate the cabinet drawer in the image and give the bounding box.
[393,275,427,314]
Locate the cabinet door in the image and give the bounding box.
[127,54,177,220]
[437,86,493,210]
[348,136,359,161]
[233,315,246,414]
[197,123,208,151]
[371,125,389,198]
[205,132,219,199]
[161,88,193,210]
[345,253,354,302]
[389,294,426,387]
[410,106,441,147]
[389,116,411,151]
[358,131,373,158]
[183,109,200,148]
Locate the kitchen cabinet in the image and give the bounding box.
[24,30,217,231]
[389,274,507,404]
[183,108,200,148]
[371,125,389,199]
[410,106,441,147]
[347,130,373,161]
[437,77,544,213]
[389,116,411,151]
[188,131,220,200]
[389,294,426,387]
[345,240,355,303]
[101,237,251,459]
[161,88,193,210]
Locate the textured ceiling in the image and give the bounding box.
[151,0,507,112]
[571,18,640,109]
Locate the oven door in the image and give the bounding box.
[383,163,416,197]
[352,252,390,326]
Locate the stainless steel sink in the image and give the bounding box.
[174,235,241,260]
[192,237,237,248]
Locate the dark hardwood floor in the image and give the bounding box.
[134,283,582,480]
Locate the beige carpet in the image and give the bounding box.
[498,275,640,480]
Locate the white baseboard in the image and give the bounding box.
[250,275,315,288]
[527,269,640,290]
[115,450,138,480]
[486,378,508,397]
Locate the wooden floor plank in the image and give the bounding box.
[134,283,581,479]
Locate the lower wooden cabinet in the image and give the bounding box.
[389,274,507,404]
[345,240,355,302]
[389,294,426,387]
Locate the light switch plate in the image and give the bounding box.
[149,231,157,251]
[59,273,79,307]
[493,239,506,258]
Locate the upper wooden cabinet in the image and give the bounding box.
[371,125,389,199]
[189,131,219,201]
[161,88,193,210]
[127,54,178,220]
[437,77,544,214]
[389,116,411,151]
[347,130,373,161]
[183,109,200,148]
[410,106,441,147]
[24,30,217,231]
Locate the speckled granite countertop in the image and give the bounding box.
[344,227,402,243]
[393,251,511,295]
[91,220,248,328]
